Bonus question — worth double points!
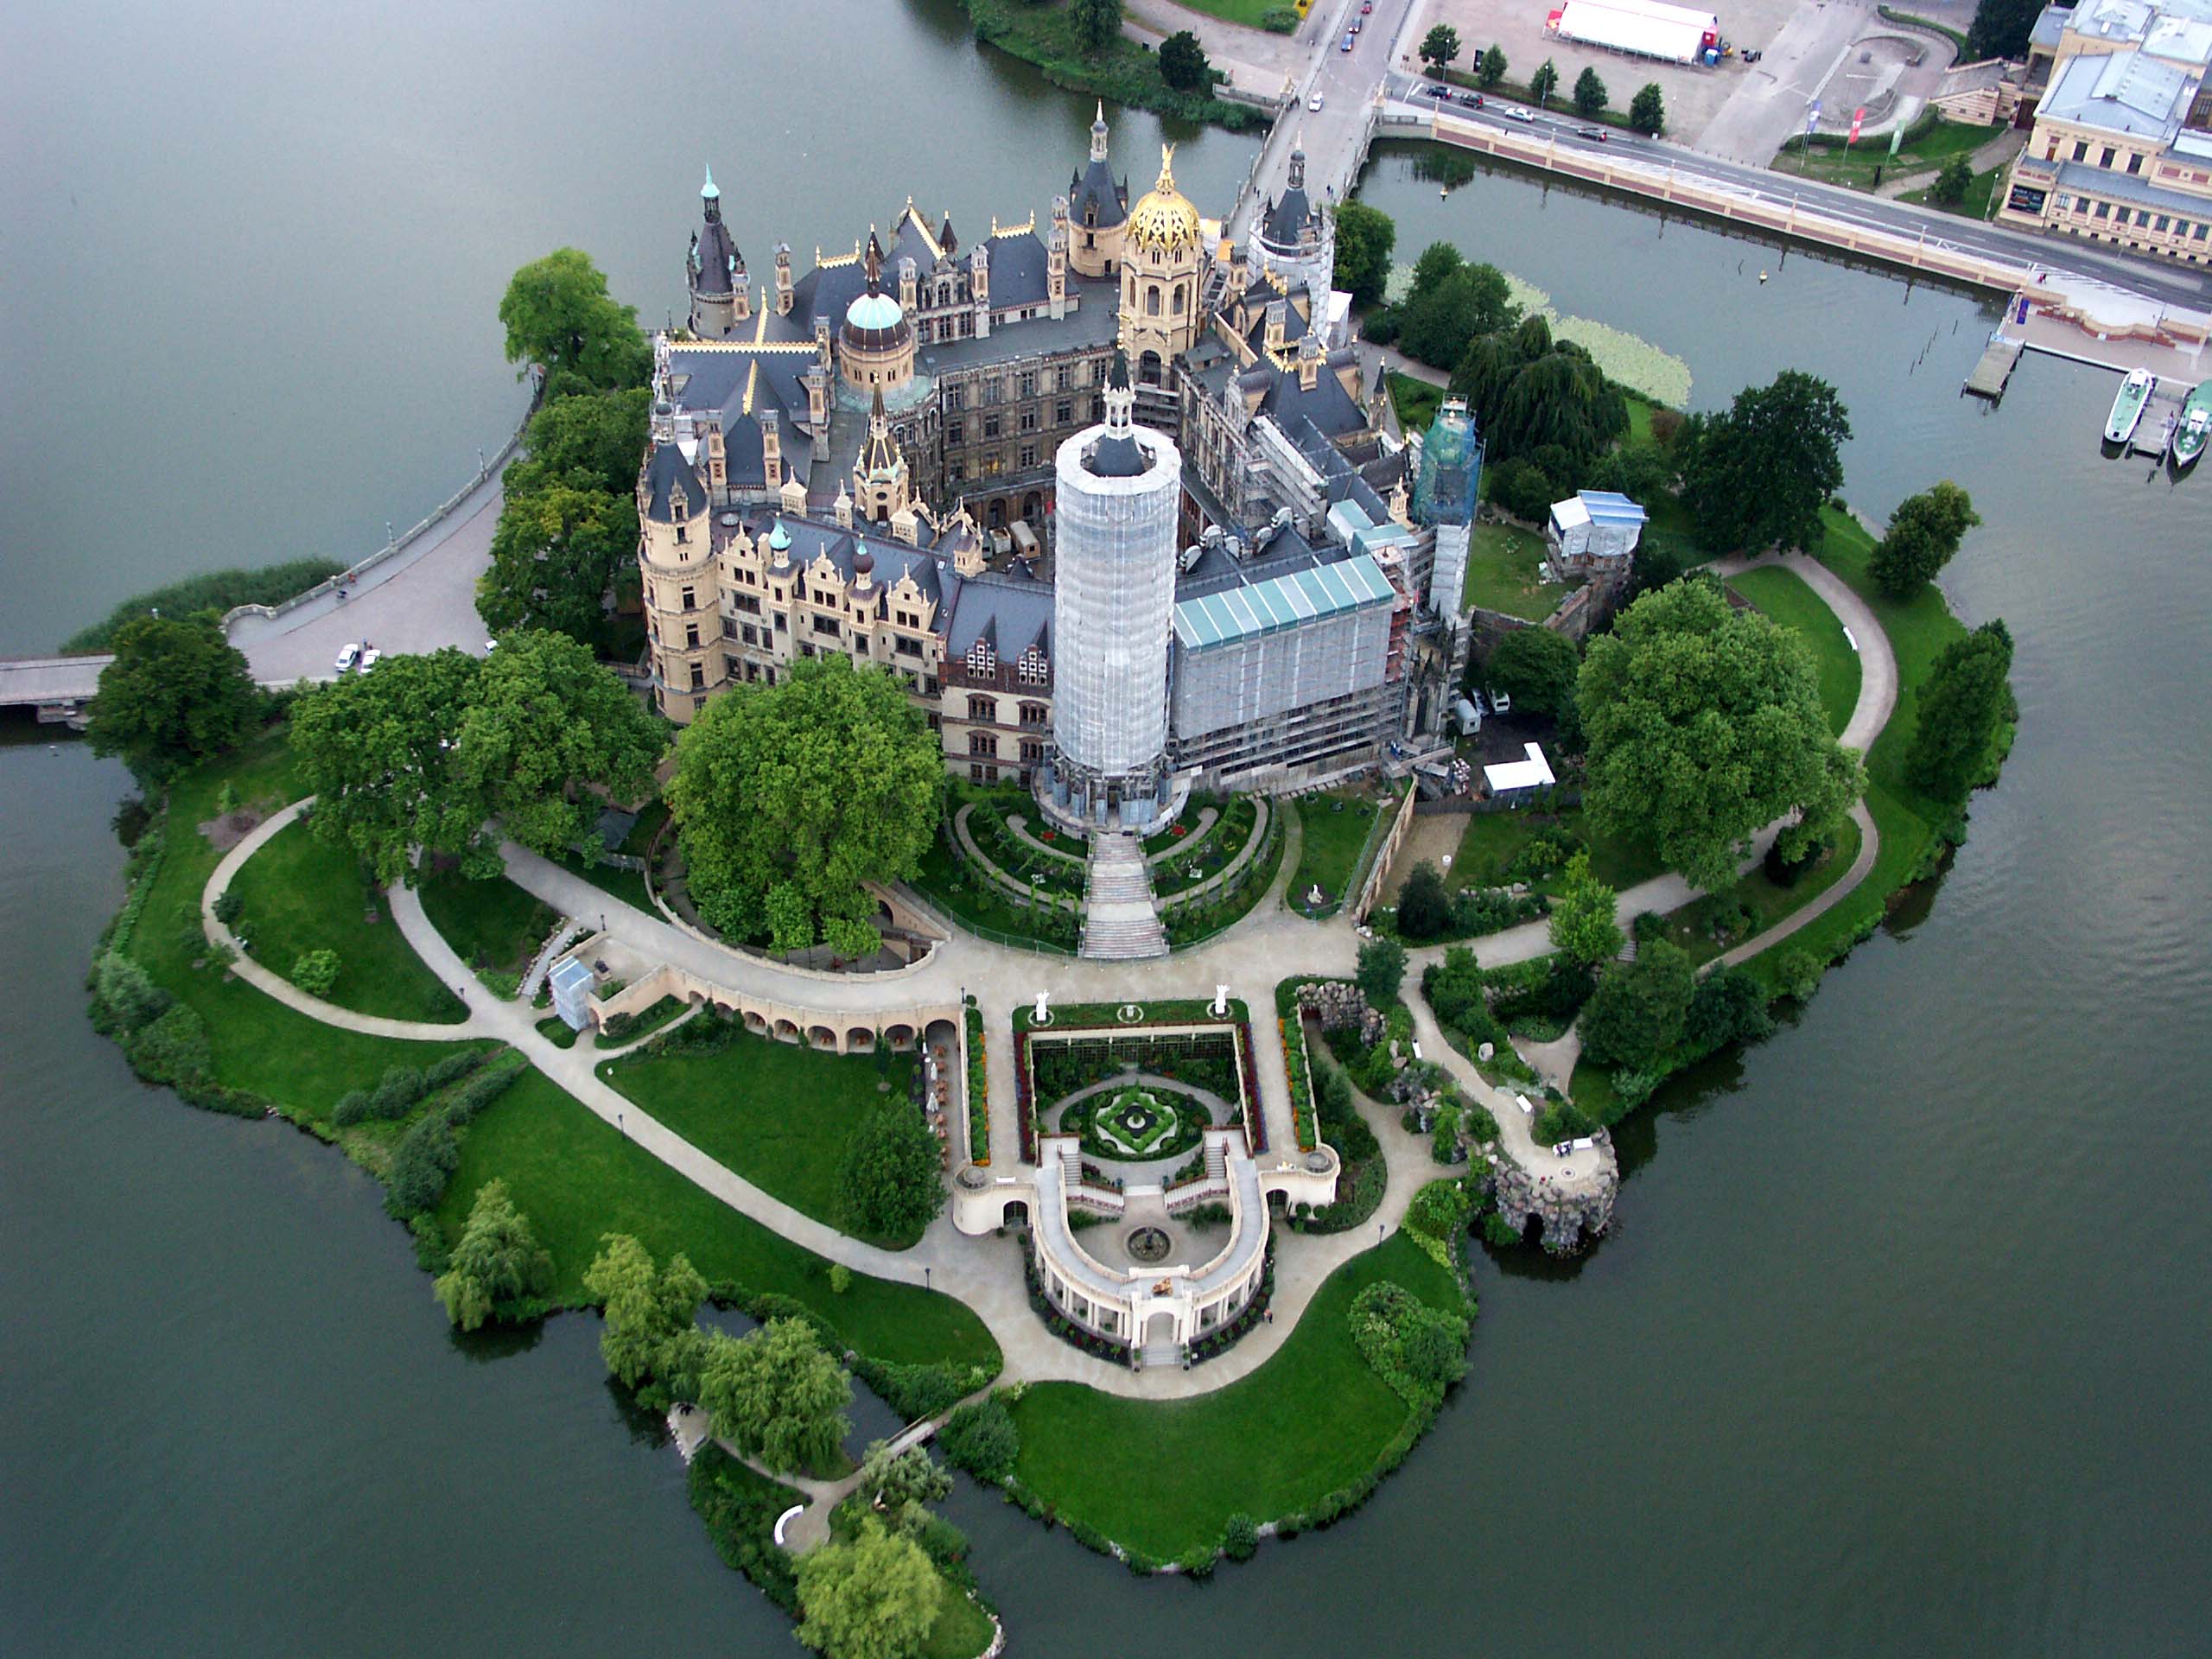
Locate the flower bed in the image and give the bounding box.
[1022,1245,1133,1364]
[1014,1026,1037,1163]
[1189,1243,1274,1365]
[964,1000,989,1167]
[1234,1019,1266,1155]
[1273,977,1325,1153]
[1073,1084,1209,1162]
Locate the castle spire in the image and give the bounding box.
[1090,100,1110,163]
[702,163,720,204]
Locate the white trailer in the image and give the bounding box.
[1545,0,1721,65]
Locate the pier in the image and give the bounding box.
[2134,385,2189,457]
[1965,335,2025,401]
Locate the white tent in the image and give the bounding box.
[1547,0,1719,64]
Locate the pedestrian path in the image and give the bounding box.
[1079,834,1168,959]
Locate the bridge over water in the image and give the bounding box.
[0,657,113,728]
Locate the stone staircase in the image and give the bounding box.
[1140,1342,1184,1371]
[1203,1140,1227,1182]
[1079,833,1168,960]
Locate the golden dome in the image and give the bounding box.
[1125,145,1200,258]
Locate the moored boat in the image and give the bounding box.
[2105,367,2155,445]
[2173,382,2211,470]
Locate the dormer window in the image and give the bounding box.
[1018,647,1047,685]
[969,640,995,674]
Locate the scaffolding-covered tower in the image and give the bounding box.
[1413,397,1483,620]
[1041,355,1180,831]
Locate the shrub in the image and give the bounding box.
[1223,1511,1261,1562]
[331,1090,373,1127]
[1348,1280,1470,1408]
[1775,947,1824,1001]
[1259,5,1299,29]
[829,1263,852,1295]
[938,1395,1019,1482]
[289,948,340,998]
[444,1052,527,1125]
[368,1065,428,1121]
[127,1002,212,1084]
[1481,1211,1522,1247]
[424,1051,485,1090]
[1402,1179,1471,1271]
[212,890,245,927]
[93,951,170,1033]
[1533,1099,1596,1143]
[386,1113,460,1217]
[849,1357,979,1423]
[839,1101,948,1239]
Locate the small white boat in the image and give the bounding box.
[2173,383,2211,470]
[2104,367,2155,445]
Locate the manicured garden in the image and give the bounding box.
[1287,789,1387,916]
[420,861,559,981]
[607,1022,927,1249]
[1064,1084,1211,1161]
[226,815,467,1023]
[1638,811,1864,968]
[1777,113,1988,192]
[1161,803,1287,948]
[1462,523,1571,621]
[1448,808,1664,895]
[434,1070,998,1370]
[1729,564,1861,736]
[1006,1233,1462,1560]
[911,831,1079,954]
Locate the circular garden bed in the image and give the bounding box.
[1067,1084,1211,1163]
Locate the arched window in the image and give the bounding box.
[1172,284,1185,315]
[1146,284,1160,317]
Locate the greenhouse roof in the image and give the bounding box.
[1173,553,1393,650]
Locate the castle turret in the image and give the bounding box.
[1068,101,1131,278]
[1119,146,1204,385]
[853,387,912,525]
[687,167,745,338]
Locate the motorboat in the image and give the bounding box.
[2104,367,2155,445]
[2173,381,2211,470]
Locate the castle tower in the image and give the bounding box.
[839,232,915,392]
[1067,101,1130,278]
[1118,146,1204,390]
[687,167,747,339]
[1246,135,1338,326]
[852,388,912,525]
[1042,352,1180,832]
[637,435,721,724]
[1413,397,1484,621]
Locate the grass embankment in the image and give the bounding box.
[1463,523,1570,620]
[1640,810,1864,967]
[1449,809,1665,894]
[61,558,342,652]
[1288,790,1385,914]
[420,864,560,978]
[608,1031,925,1249]
[1007,1233,1458,1560]
[1878,6,1969,54]
[1734,506,1975,987]
[226,817,468,1023]
[1775,112,1985,192]
[1728,565,1861,736]
[435,1071,999,1370]
[1389,369,1444,434]
[1901,165,2004,219]
[122,733,488,1127]
[956,0,1268,131]
[911,833,1078,954]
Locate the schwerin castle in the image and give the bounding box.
[636,106,1490,823]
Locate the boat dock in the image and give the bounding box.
[2133,385,2187,456]
[1965,334,2025,400]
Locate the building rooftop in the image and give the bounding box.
[1173,551,1394,651]
[1550,489,1649,531]
[2040,46,2197,137]
[1483,742,1556,793]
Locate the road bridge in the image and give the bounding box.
[0,656,112,728]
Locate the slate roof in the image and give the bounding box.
[1262,176,1313,246]
[984,229,1052,308]
[645,442,706,522]
[1071,156,1129,229]
[944,569,1053,662]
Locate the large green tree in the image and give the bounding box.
[1573,66,1609,116]
[1421,23,1461,70]
[1548,850,1622,967]
[1396,252,1517,370]
[478,479,638,645]
[1678,372,1852,553]
[1967,0,2041,60]
[1484,626,1580,717]
[1580,940,1695,1071]
[794,1516,942,1659]
[667,655,943,957]
[584,1234,708,1394]
[86,613,260,780]
[701,1317,852,1477]
[1071,0,1122,55]
[1356,936,1408,1005]
[1478,44,1508,88]
[1452,314,1627,470]
[1157,29,1210,91]
[1628,82,1666,135]
[1907,620,2016,804]
[290,648,487,887]
[498,248,651,395]
[1529,59,1560,105]
[508,386,652,497]
[1580,579,1862,888]
[1332,202,1396,308]
[840,1103,947,1241]
[434,1179,553,1331]
[1869,480,1980,599]
[449,628,664,858]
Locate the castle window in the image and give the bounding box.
[1019,652,1047,687]
[969,731,998,758]
[945,385,964,411]
[1020,739,1044,766]
[896,634,922,658]
[950,422,964,445]
[1056,400,1073,426]
[690,660,705,690]
[812,615,841,639]
[968,639,995,674]
[685,623,701,649]
[1019,409,1038,433]
[1020,443,1038,468]
[1020,699,1047,725]
[983,415,1001,439]
[1146,284,1161,317]
[1056,365,1072,391]
[1019,371,1038,398]
[1173,284,1186,315]
[968,694,995,721]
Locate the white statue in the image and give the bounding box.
[1211,984,1229,1017]
[1034,991,1051,1024]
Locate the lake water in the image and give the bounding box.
[4,6,2209,1655]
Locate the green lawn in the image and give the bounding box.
[125,733,488,1126]
[1449,808,1665,895]
[1643,811,1864,966]
[1728,565,1862,737]
[226,817,466,1023]
[1388,370,1444,435]
[435,1071,998,1370]
[1289,791,1384,914]
[1463,524,1570,621]
[1007,1233,1460,1560]
[1777,115,1988,191]
[908,834,1079,954]
[1161,0,1286,23]
[420,863,558,976]
[596,995,689,1048]
[1901,163,2004,219]
[557,852,653,916]
[608,1029,925,1249]
[918,1582,995,1659]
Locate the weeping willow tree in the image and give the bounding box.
[1450,315,1627,474]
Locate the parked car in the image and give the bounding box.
[1506,106,1535,123]
[1310,92,1325,111]
[334,642,362,672]
[1489,688,1512,713]
[359,645,382,671]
